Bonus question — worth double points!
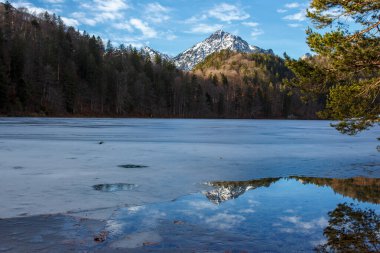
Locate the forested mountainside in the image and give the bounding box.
[0,3,322,118]
[193,50,323,118]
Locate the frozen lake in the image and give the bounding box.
[0,118,379,252]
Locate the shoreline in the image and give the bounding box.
[0,114,323,120]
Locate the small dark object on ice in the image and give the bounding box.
[93,183,137,192]
[98,141,104,145]
[143,241,159,246]
[377,145,380,152]
[118,164,148,169]
[174,220,185,225]
[94,231,108,242]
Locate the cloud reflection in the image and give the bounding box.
[100,177,380,252]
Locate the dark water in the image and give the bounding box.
[1,177,379,252]
[96,177,380,252]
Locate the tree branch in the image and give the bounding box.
[349,20,380,41]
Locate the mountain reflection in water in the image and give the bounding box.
[98,177,379,252]
[1,177,379,252]
[204,178,280,204]
[204,177,380,204]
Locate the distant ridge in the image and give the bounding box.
[141,46,172,62]
[141,30,273,71]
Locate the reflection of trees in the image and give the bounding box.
[204,178,280,204]
[316,203,380,253]
[291,177,380,204]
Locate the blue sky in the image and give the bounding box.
[4,0,313,57]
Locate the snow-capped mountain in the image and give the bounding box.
[204,182,255,205]
[203,178,279,204]
[300,53,312,60]
[141,46,171,62]
[140,30,273,71]
[173,30,273,70]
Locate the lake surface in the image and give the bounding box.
[0,118,379,252]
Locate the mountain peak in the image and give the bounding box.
[208,30,236,41]
[212,29,226,36]
[174,30,273,71]
[141,46,171,62]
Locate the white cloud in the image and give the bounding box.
[280,2,309,25]
[185,3,248,27]
[280,216,328,231]
[208,3,249,22]
[96,12,123,22]
[277,9,287,13]
[205,213,245,230]
[187,200,218,210]
[283,10,307,21]
[285,3,301,9]
[248,199,260,206]
[321,8,348,19]
[74,0,130,26]
[242,22,259,28]
[127,206,145,213]
[251,29,264,38]
[61,17,79,27]
[239,209,255,214]
[184,14,208,24]
[145,2,171,23]
[166,34,177,40]
[165,31,177,41]
[280,228,295,233]
[187,23,223,34]
[146,2,170,14]
[130,18,157,38]
[43,0,64,3]
[109,34,146,48]
[288,23,302,28]
[242,22,263,39]
[81,0,130,12]
[307,7,354,23]
[113,22,134,32]
[71,12,97,26]
[12,2,50,14]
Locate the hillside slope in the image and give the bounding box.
[192,50,322,118]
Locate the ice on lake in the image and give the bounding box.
[0,118,379,252]
[0,118,378,218]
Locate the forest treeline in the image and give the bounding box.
[0,2,322,118]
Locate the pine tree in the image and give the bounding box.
[286,0,380,135]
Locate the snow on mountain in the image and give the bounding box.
[203,178,279,204]
[140,30,273,71]
[203,182,254,204]
[141,46,172,62]
[173,30,273,71]
[300,53,312,60]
